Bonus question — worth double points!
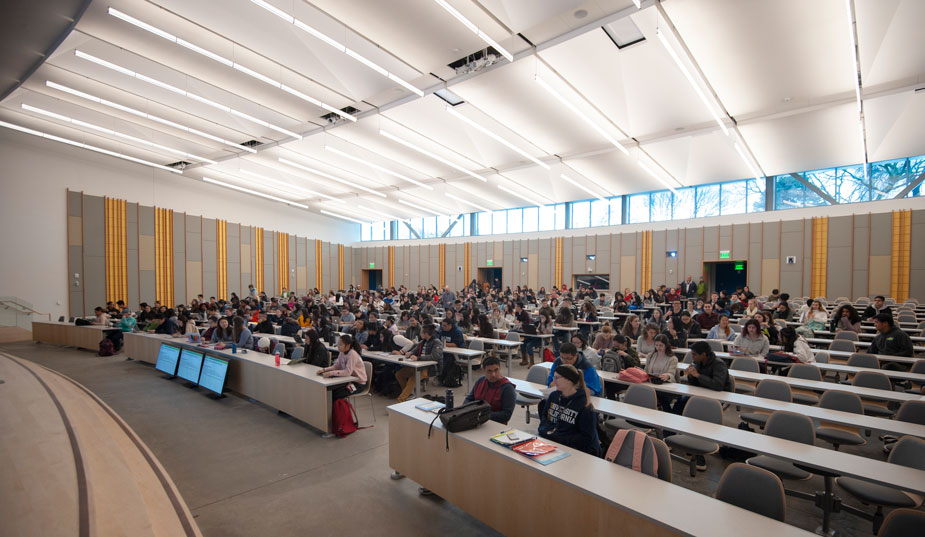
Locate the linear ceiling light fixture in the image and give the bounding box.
[248,1,423,97]
[75,50,303,139]
[379,129,487,182]
[844,0,869,180]
[732,141,762,183]
[433,0,514,62]
[108,8,355,121]
[22,104,217,164]
[357,204,408,222]
[397,198,452,217]
[45,81,256,153]
[637,159,678,195]
[632,0,642,8]
[497,183,547,207]
[445,105,550,169]
[203,176,308,208]
[325,145,434,190]
[0,119,182,173]
[278,157,387,197]
[445,192,493,213]
[320,210,369,224]
[655,26,728,136]
[238,168,344,203]
[560,173,607,202]
[534,76,629,155]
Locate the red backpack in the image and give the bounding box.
[332,398,358,437]
[543,348,556,362]
[605,429,659,478]
[617,367,649,384]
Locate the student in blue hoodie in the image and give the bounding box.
[538,364,601,457]
[546,342,603,397]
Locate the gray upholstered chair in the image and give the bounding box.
[852,371,896,418]
[837,436,925,534]
[515,364,549,424]
[787,364,823,405]
[604,383,657,433]
[730,356,760,395]
[815,391,865,450]
[289,346,304,360]
[747,411,815,480]
[829,339,857,353]
[651,437,672,483]
[741,380,792,429]
[876,508,925,537]
[716,463,787,522]
[834,331,859,342]
[664,396,722,477]
[847,353,880,369]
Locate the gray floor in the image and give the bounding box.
[3,341,886,536]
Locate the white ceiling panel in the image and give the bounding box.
[517,0,636,45]
[864,90,925,163]
[856,0,925,88]
[564,150,666,195]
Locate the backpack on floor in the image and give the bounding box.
[438,357,463,388]
[332,398,358,437]
[604,429,658,478]
[601,351,623,373]
[543,348,556,362]
[98,338,115,357]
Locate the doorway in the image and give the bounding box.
[361,269,383,291]
[703,261,748,297]
[477,267,503,290]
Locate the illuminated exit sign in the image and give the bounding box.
[369,262,375,268]
[719,251,730,259]
[486,259,493,266]
[734,263,744,271]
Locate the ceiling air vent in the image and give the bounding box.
[322,106,360,125]
[167,160,191,170]
[448,47,503,76]
[241,139,263,148]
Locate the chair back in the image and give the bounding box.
[846,353,880,369]
[755,379,792,402]
[814,351,830,363]
[651,437,672,483]
[895,400,925,426]
[681,396,723,424]
[877,508,925,537]
[505,331,521,342]
[707,340,724,353]
[716,463,786,522]
[624,383,657,409]
[731,356,760,372]
[273,342,286,357]
[851,370,892,391]
[353,361,374,397]
[526,364,550,384]
[788,364,822,381]
[468,339,484,351]
[834,331,859,342]
[829,339,856,353]
[910,360,925,375]
[888,436,925,471]
[764,410,816,445]
[818,390,864,414]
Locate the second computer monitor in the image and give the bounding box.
[177,348,205,384]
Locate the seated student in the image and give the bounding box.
[695,303,719,331]
[753,311,779,346]
[476,314,496,339]
[92,307,111,326]
[861,295,892,321]
[201,316,218,341]
[297,309,313,329]
[360,321,384,351]
[255,336,278,354]
[211,317,234,344]
[463,356,516,424]
[643,334,678,383]
[767,326,815,364]
[231,316,254,350]
[662,316,688,350]
[591,324,616,353]
[538,364,602,457]
[684,341,734,391]
[707,314,737,341]
[280,315,301,338]
[403,316,421,342]
[636,323,659,356]
[610,335,640,369]
[678,310,703,339]
[571,333,600,369]
[830,304,861,333]
[734,318,770,357]
[318,334,368,399]
[546,342,603,397]
[290,329,331,368]
[438,318,465,349]
[119,310,137,333]
[868,313,914,357]
[253,312,276,334]
[772,301,793,322]
[154,309,180,336]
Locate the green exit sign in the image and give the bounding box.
[369,262,375,268]
[486,259,493,266]
[719,251,730,259]
[734,263,744,271]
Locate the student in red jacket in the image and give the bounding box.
[463,356,516,424]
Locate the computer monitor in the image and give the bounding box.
[176,349,205,384]
[198,355,229,395]
[155,344,181,376]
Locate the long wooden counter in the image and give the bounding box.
[32,320,120,351]
[124,332,356,435]
[388,401,813,537]
[0,351,202,537]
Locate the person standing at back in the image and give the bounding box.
[681,275,698,298]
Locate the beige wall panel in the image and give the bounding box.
[139,235,155,271]
[761,259,780,296]
[68,216,82,246]
[853,215,870,299]
[620,256,636,292]
[186,261,203,303]
[868,255,892,297]
[528,253,538,289]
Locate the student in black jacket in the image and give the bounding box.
[861,296,893,321]
[869,313,914,357]
[253,312,276,334]
[538,364,602,457]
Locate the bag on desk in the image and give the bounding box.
[75,318,93,326]
[617,367,649,384]
[427,400,491,451]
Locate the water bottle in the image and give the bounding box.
[274,352,280,367]
[231,343,237,354]
[445,389,454,410]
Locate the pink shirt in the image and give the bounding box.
[326,349,367,383]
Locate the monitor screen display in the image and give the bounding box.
[198,356,229,394]
[155,344,181,375]
[177,349,205,383]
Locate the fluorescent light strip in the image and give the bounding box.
[655,28,728,137]
[497,183,546,207]
[560,173,606,202]
[325,146,434,190]
[357,204,407,222]
[445,106,550,169]
[278,157,387,198]
[320,209,368,224]
[22,104,217,164]
[379,129,487,182]
[433,0,514,62]
[46,81,256,153]
[397,198,450,217]
[633,0,641,8]
[445,192,493,213]
[732,141,762,182]
[844,0,868,181]
[0,119,181,173]
[75,50,302,139]
[203,176,308,208]
[534,76,629,155]
[108,8,355,122]
[238,169,344,203]
[637,160,678,195]
[250,0,423,97]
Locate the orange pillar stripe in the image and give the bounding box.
[890,210,911,302]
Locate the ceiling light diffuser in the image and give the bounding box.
[278,157,387,198]
[379,129,487,182]
[497,183,546,207]
[238,168,344,202]
[320,210,369,224]
[534,76,629,155]
[637,160,678,195]
[325,146,433,190]
[445,105,550,169]
[560,173,606,201]
[445,192,493,213]
[203,176,308,208]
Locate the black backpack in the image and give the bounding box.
[438,358,463,388]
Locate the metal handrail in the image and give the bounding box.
[0,299,51,321]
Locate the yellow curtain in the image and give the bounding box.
[315,240,323,290]
[277,232,289,295]
[890,210,911,302]
[255,228,264,294]
[155,207,174,306]
[217,220,227,299]
[105,197,127,304]
[810,217,828,298]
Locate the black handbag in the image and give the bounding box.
[427,400,491,451]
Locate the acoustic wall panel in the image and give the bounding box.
[201,217,217,300]
[227,223,241,298]
[852,215,870,299]
[82,195,105,312]
[173,212,186,307]
[126,202,139,309]
[67,190,84,317]
[138,205,155,305]
[779,220,804,297]
[909,210,925,301]
[826,216,853,300]
[748,223,763,292]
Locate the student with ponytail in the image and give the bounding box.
[318,333,368,399]
[538,364,602,457]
